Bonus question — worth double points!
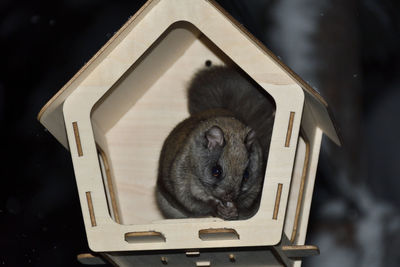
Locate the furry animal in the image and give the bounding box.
[156,65,275,220]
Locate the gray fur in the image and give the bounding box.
[156,66,275,220]
[187,65,275,154]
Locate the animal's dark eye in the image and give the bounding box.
[211,165,223,178]
[243,168,249,182]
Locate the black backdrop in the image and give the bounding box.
[1,0,399,266]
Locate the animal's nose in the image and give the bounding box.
[222,190,236,202]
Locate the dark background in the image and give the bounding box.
[1,0,399,266]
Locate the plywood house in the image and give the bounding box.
[38,0,341,266]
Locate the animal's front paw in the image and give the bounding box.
[217,201,238,220]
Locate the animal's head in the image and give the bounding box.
[191,118,264,219]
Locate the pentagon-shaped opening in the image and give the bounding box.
[90,21,276,225]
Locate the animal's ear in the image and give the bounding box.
[245,129,256,150]
[206,126,224,150]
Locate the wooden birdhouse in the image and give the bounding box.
[38,0,340,266]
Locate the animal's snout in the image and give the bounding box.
[221,189,237,202]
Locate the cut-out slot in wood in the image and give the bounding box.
[85,192,97,227]
[124,231,166,243]
[285,112,296,147]
[273,184,283,220]
[196,261,211,267]
[199,228,239,241]
[97,146,121,224]
[72,121,83,157]
[186,251,200,257]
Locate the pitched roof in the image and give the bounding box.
[38,0,341,147]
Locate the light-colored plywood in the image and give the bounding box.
[290,133,310,243]
[38,0,339,150]
[304,91,341,145]
[58,0,305,252]
[97,146,121,224]
[283,101,323,249]
[282,134,310,244]
[102,35,226,225]
[294,104,324,245]
[36,0,339,265]
[63,19,302,252]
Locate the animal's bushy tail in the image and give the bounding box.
[187,65,275,153]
